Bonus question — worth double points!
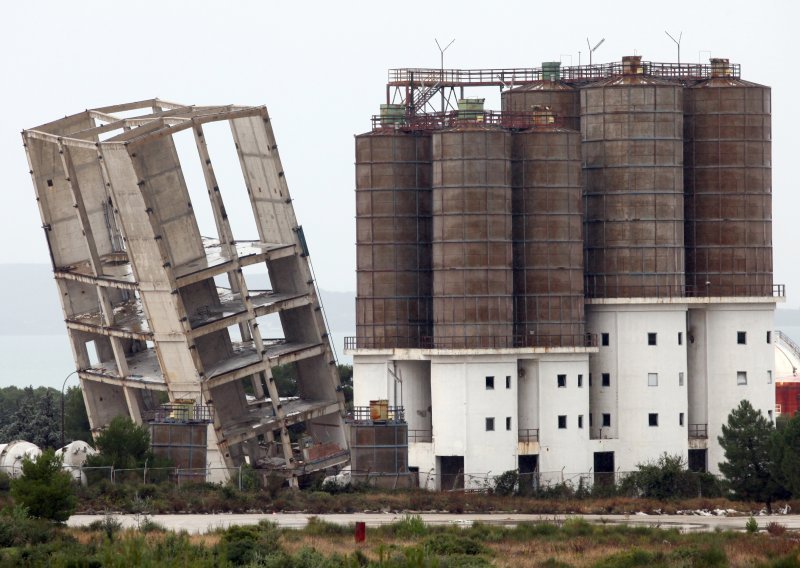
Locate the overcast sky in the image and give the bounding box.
[2,0,797,306]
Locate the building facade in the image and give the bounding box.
[348,56,782,488]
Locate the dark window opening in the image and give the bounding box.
[602,373,610,387]
[767,331,772,344]
[485,376,494,390]
[506,417,511,431]
[486,417,495,431]
[737,331,746,345]
[578,374,583,387]
[678,332,683,345]
[558,415,567,429]
[601,333,609,346]
[578,415,584,429]
[648,413,659,427]
[602,413,611,427]
[557,374,566,388]
[506,375,511,389]
[647,332,657,346]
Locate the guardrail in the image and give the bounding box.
[518,428,540,443]
[345,334,596,350]
[689,423,708,439]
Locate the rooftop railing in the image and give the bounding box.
[345,333,597,350]
[388,61,741,87]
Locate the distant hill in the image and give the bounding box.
[0,264,354,337]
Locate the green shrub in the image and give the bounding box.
[424,532,486,555]
[10,449,76,522]
[746,516,759,533]
[493,470,519,496]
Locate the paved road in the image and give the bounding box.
[67,512,800,534]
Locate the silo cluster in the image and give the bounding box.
[355,55,772,349]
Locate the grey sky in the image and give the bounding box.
[1,0,797,306]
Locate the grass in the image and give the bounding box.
[0,513,797,567]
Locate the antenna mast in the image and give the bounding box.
[665,30,683,64]
[587,37,605,66]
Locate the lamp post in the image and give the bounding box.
[61,370,78,448]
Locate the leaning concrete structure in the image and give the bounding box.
[23,100,349,484]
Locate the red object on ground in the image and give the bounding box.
[355,521,366,543]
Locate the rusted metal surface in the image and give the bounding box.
[512,129,585,346]
[581,58,686,298]
[355,131,432,348]
[370,110,563,132]
[684,61,772,297]
[502,82,581,131]
[432,127,514,348]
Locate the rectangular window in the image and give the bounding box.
[578,415,584,429]
[737,371,747,386]
[648,373,658,387]
[648,332,657,346]
[578,374,583,387]
[558,415,567,429]
[486,417,495,431]
[678,332,683,345]
[589,414,593,427]
[601,333,610,346]
[679,412,685,426]
[768,370,773,384]
[767,331,772,344]
[557,374,567,388]
[589,373,593,387]
[649,413,659,427]
[679,372,684,386]
[602,373,610,387]
[506,417,511,431]
[737,331,747,345]
[486,376,494,390]
[506,375,511,389]
[602,413,611,427]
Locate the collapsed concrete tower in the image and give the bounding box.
[23,100,349,484]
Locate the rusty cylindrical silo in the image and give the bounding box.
[355,131,432,348]
[432,127,514,348]
[581,55,685,298]
[684,58,772,297]
[502,62,581,131]
[512,126,585,347]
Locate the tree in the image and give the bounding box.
[0,386,61,449]
[10,449,76,522]
[85,416,152,469]
[63,386,91,443]
[770,413,800,498]
[718,400,785,510]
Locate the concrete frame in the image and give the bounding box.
[24,100,349,483]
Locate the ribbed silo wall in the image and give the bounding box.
[355,131,432,348]
[581,77,685,298]
[502,82,581,131]
[432,128,514,348]
[511,128,585,347]
[684,78,772,296]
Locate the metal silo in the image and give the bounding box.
[432,126,514,348]
[512,126,585,347]
[502,62,581,131]
[355,130,432,348]
[684,58,772,297]
[581,55,685,298]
